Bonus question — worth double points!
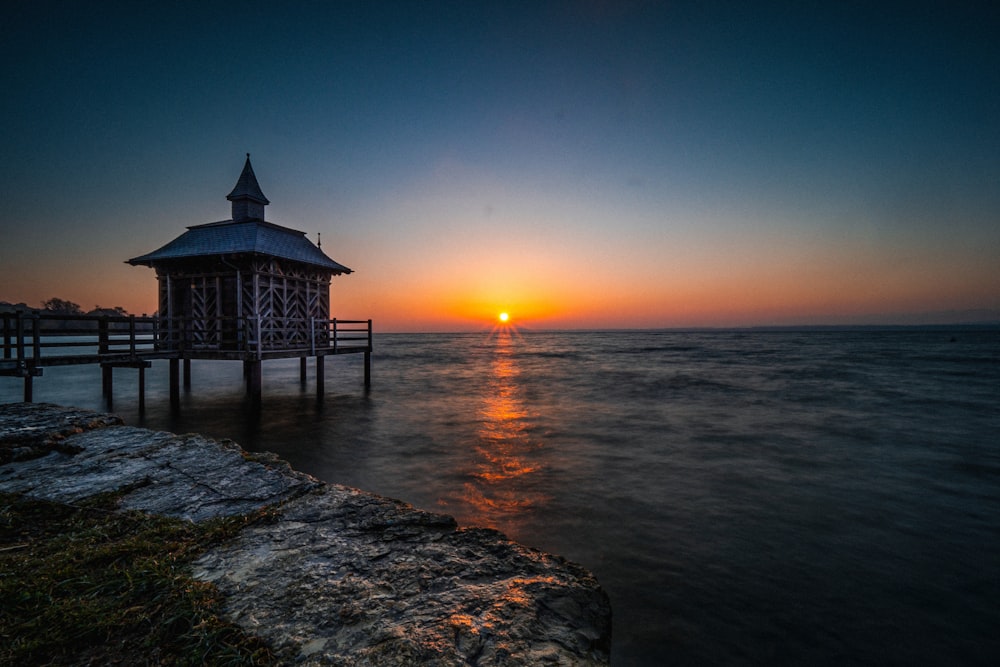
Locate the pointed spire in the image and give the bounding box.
[227,153,269,221]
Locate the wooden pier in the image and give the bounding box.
[1,311,371,410]
[4,157,372,410]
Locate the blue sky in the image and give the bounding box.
[2,1,998,330]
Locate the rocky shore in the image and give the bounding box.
[0,403,611,665]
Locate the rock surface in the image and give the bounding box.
[0,403,611,665]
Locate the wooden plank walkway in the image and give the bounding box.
[1,312,372,408]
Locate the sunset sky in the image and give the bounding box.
[2,1,998,331]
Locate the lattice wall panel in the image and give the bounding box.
[154,258,335,353]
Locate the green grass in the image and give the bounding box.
[0,492,282,666]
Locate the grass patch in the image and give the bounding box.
[0,492,282,665]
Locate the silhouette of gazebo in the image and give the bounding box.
[128,156,368,404]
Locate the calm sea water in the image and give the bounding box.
[4,329,999,665]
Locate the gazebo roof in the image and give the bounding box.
[127,219,352,274]
[227,155,270,205]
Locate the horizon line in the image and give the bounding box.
[375,320,1000,335]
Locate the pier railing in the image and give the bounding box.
[3,312,372,406]
[309,318,373,354]
[2,312,372,372]
[1,312,159,369]
[156,316,372,355]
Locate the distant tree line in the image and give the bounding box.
[0,298,134,317]
[0,299,152,332]
[40,298,132,317]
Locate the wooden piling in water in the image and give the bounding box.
[102,365,113,400]
[316,355,325,397]
[365,319,372,389]
[247,359,262,408]
[169,358,180,409]
[138,365,145,412]
[364,351,371,389]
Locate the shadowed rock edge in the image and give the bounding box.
[0,403,611,665]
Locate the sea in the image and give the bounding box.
[3,328,999,665]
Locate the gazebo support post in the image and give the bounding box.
[316,355,325,397]
[102,365,113,401]
[364,351,371,389]
[247,359,262,408]
[138,366,145,413]
[169,358,180,409]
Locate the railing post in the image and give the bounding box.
[2,314,10,360]
[98,317,109,355]
[129,315,136,356]
[15,312,25,366]
[31,315,41,362]
[367,319,373,351]
[333,318,338,353]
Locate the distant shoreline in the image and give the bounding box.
[4,299,998,335]
[375,322,1000,335]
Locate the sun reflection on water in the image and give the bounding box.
[454,328,549,531]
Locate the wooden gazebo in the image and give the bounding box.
[127,156,370,404]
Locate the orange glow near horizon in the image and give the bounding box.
[5,256,998,332]
[3,209,998,332]
[324,230,1000,331]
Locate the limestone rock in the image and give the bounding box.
[0,401,123,463]
[0,403,611,664]
[0,410,317,522]
[194,487,611,665]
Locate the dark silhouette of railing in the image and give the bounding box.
[2,313,371,365]
[1,312,158,369]
[157,315,372,356]
[2,312,372,404]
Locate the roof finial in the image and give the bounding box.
[227,154,269,221]
[317,232,322,248]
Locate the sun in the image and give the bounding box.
[498,312,510,323]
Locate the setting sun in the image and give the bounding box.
[498,312,509,323]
